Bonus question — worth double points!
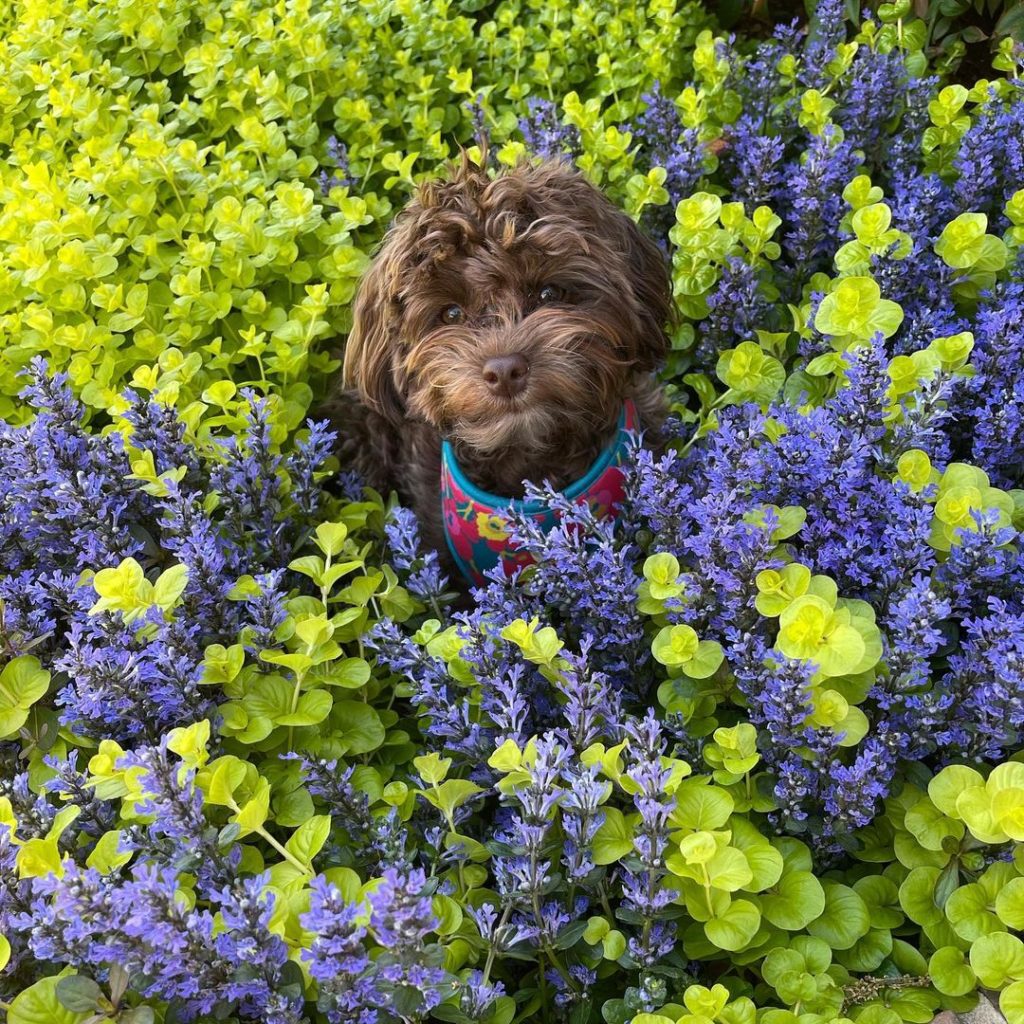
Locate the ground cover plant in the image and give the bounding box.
[2,1,1024,1023]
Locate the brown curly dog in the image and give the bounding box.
[323,142,678,584]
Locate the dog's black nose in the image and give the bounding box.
[482,354,529,398]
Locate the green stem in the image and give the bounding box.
[287,666,307,750]
[227,798,311,876]
[254,823,311,875]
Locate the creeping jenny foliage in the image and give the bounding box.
[3,2,1024,1024]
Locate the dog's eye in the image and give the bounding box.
[537,284,563,304]
[440,304,464,324]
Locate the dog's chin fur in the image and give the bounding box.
[320,143,679,588]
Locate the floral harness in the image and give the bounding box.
[439,400,639,587]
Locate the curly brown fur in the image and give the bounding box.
[321,142,679,579]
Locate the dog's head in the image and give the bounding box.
[343,145,676,457]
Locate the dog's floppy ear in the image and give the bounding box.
[342,239,407,424]
[609,210,678,373]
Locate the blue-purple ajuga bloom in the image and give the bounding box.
[820,734,895,833]
[629,80,706,210]
[367,867,451,1015]
[302,876,377,1023]
[491,735,568,917]
[384,505,451,608]
[457,969,506,1021]
[727,632,814,749]
[939,597,1024,761]
[835,48,908,167]
[552,637,623,750]
[210,392,285,563]
[157,477,241,630]
[518,97,581,160]
[799,0,847,89]
[961,281,1024,487]
[887,74,939,180]
[0,826,34,992]
[619,712,677,969]
[0,771,57,843]
[778,124,860,284]
[772,726,900,844]
[878,574,952,693]
[286,419,337,525]
[726,113,787,212]
[952,84,1024,221]
[0,361,333,739]
[293,753,409,866]
[121,390,202,484]
[54,601,217,744]
[934,510,1023,618]
[116,741,240,893]
[560,761,607,884]
[39,750,119,840]
[499,482,649,682]
[18,863,303,1023]
[697,255,773,362]
[365,617,492,758]
[0,361,145,577]
[239,567,290,658]
[318,134,356,196]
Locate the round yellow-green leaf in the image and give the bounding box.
[929,946,977,997]
[8,975,91,1024]
[969,931,1024,988]
[806,882,871,950]
[705,898,761,952]
[592,807,634,865]
[761,869,826,930]
[674,782,734,830]
[997,876,1024,930]
[1001,980,1024,1024]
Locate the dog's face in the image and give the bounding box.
[343,150,676,457]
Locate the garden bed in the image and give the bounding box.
[1,1,1024,1023]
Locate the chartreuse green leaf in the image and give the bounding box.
[284,815,331,868]
[759,852,826,931]
[930,463,1015,552]
[592,807,634,865]
[929,946,977,996]
[500,617,562,668]
[705,897,761,951]
[8,974,92,1024]
[86,830,133,874]
[1002,981,1024,1024]
[776,594,874,677]
[929,763,985,817]
[652,625,724,678]
[946,880,1002,942]
[897,449,938,493]
[754,564,811,617]
[88,557,188,622]
[806,881,871,949]
[904,797,964,851]
[996,876,1024,929]
[954,762,1024,842]
[717,342,785,405]
[703,724,760,784]
[0,656,50,738]
[814,276,904,346]
[672,780,734,830]
[726,817,783,890]
[934,212,1007,271]
[969,931,1024,988]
